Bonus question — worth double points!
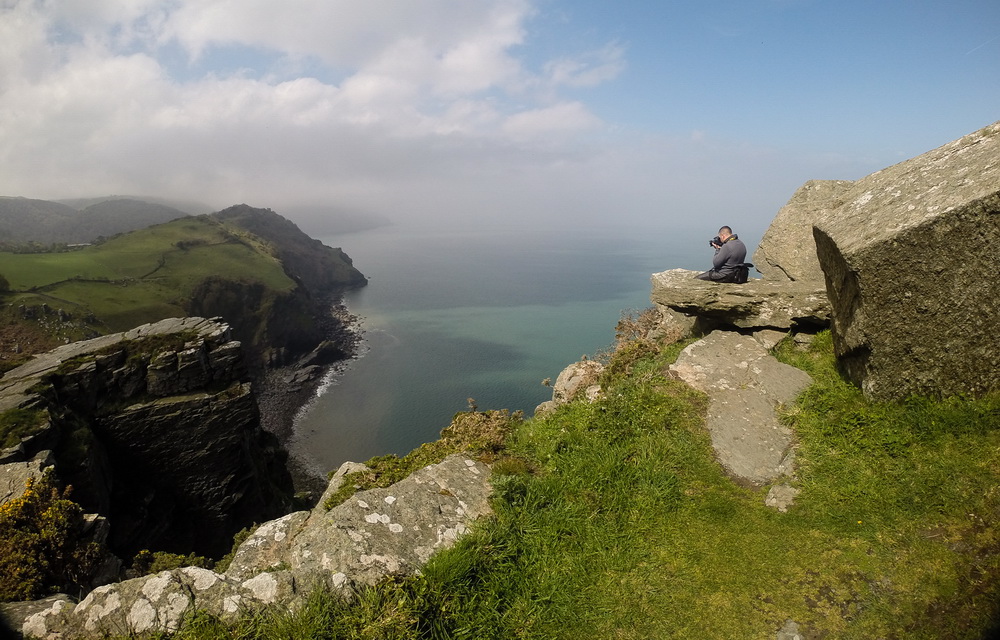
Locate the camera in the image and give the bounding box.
[709,236,722,247]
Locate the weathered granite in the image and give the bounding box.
[0,450,53,507]
[753,179,855,282]
[651,269,830,331]
[765,484,801,513]
[18,455,492,639]
[535,359,604,415]
[273,454,492,589]
[814,120,1000,400]
[752,329,789,351]
[669,331,812,485]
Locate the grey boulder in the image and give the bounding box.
[814,120,1000,400]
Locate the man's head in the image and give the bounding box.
[718,226,733,241]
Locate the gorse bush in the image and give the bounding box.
[0,473,102,601]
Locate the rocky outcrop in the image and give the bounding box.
[0,450,53,505]
[752,179,855,282]
[668,331,811,485]
[813,121,1000,400]
[0,317,292,558]
[650,269,830,332]
[16,455,492,640]
[534,359,604,414]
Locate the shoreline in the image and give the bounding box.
[253,295,365,499]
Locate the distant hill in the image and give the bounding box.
[0,197,82,244]
[213,204,368,293]
[55,195,214,215]
[0,205,367,369]
[0,196,190,245]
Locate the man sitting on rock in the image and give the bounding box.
[695,226,747,282]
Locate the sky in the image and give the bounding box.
[0,0,997,239]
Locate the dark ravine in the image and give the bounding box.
[0,318,295,561]
[253,300,364,496]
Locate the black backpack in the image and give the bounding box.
[733,263,754,284]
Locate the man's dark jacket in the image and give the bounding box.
[711,235,747,277]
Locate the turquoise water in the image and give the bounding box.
[290,223,708,474]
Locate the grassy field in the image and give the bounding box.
[115,327,1000,640]
[0,216,294,335]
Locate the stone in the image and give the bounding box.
[0,317,293,560]
[651,269,830,332]
[777,619,804,640]
[765,484,801,513]
[0,450,53,506]
[653,304,698,344]
[669,331,812,484]
[278,454,493,588]
[753,329,789,351]
[316,460,370,511]
[0,594,73,639]
[16,456,491,638]
[223,511,312,581]
[814,120,1000,400]
[551,360,604,405]
[533,400,558,416]
[753,180,855,282]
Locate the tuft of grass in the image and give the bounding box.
[0,407,49,449]
[323,408,523,510]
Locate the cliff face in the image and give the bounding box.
[0,317,293,559]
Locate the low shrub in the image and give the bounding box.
[0,473,103,601]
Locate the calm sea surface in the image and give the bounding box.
[289,223,710,474]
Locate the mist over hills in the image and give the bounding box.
[0,196,190,245]
[0,195,393,247]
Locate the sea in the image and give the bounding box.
[288,221,717,475]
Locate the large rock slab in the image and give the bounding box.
[814,120,1000,400]
[16,455,492,639]
[669,331,812,485]
[752,179,855,281]
[274,454,492,589]
[651,269,830,331]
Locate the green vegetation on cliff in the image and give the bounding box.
[0,473,103,601]
[137,326,1000,639]
[0,205,365,366]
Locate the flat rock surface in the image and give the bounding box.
[18,454,493,639]
[669,331,811,485]
[651,269,829,330]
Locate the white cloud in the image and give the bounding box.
[502,102,602,138]
[543,42,625,89]
[0,0,867,234]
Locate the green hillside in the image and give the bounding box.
[0,216,292,331]
[0,206,365,368]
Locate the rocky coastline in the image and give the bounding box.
[253,297,364,498]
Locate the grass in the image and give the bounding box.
[101,329,1000,638]
[0,216,295,333]
[0,408,49,449]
